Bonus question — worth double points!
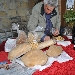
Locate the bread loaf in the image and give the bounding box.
[37,39,55,49]
[8,43,31,60]
[20,49,48,67]
[46,45,63,57]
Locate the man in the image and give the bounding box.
[27,0,61,41]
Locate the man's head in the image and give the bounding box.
[44,0,57,14]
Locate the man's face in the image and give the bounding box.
[44,4,55,14]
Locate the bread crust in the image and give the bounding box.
[8,43,31,60]
[21,49,48,67]
[46,45,63,57]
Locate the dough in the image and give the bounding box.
[8,43,31,60]
[46,45,63,57]
[21,49,48,67]
[54,36,64,41]
[37,39,55,49]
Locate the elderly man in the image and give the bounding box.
[27,0,61,41]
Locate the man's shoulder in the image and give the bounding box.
[33,2,43,10]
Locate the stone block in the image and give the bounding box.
[7,9,17,17]
[21,2,29,8]
[3,2,8,10]
[29,0,35,8]
[1,18,10,24]
[0,11,6,17]
[0,23,3,29]
[16,2,20,8]
[17,9,28,16]
[1,18,11,28]
[0,2,4,10]
[9,2,16,9]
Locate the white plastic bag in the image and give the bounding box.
[16,30,27,45]
[12,23,19,31]
[5,38,16,52]
[34,26,44,32]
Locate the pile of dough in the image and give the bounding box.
[27,32,39,49]
[20,49,48,67]
[54,36,64,41]
[8,43,31,60]
[46,45,63,57]
[27,32,40,43]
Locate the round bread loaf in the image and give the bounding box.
[46,45,63,57]
[8,43,31,60]
[21,49,48,67]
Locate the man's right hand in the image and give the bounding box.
[44,36,50,41]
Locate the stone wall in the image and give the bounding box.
[0,0,61,30]
[0,0,38,30]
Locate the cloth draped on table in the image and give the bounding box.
[0,41,6,51]
[0,36,75,75]
[33,44,75,75]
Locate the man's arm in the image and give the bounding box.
[27,4,45,40]
[27,6,39,31]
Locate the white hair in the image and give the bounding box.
[44,0,57,7]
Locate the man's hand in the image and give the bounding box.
[53,29,59,36]
[44,36,50,41]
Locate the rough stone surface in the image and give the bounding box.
[0,0,38,29]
